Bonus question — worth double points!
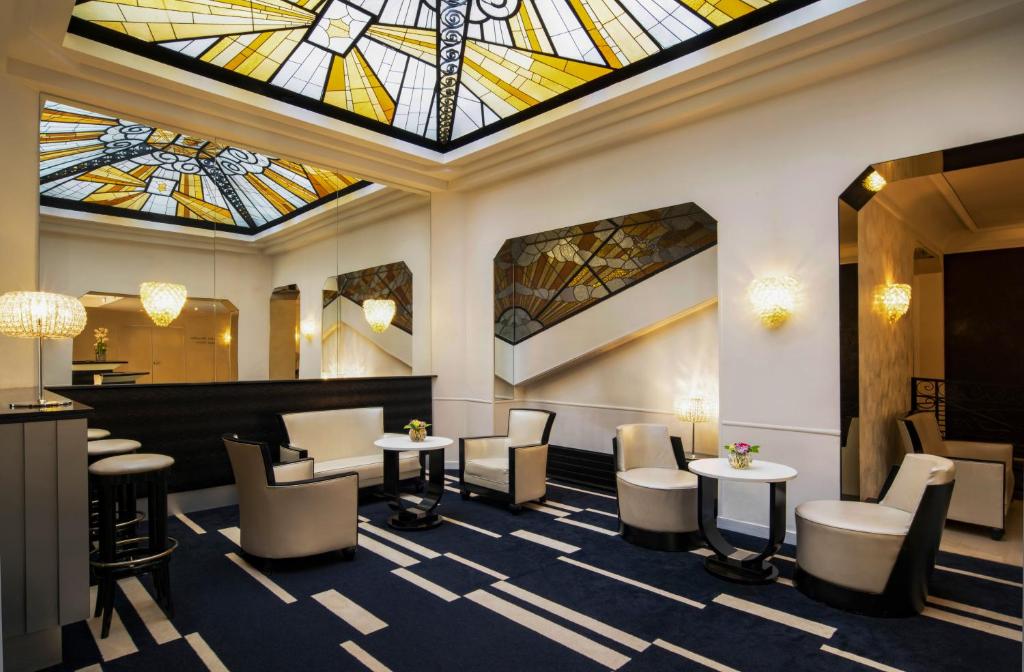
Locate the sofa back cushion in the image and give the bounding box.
[281,407,385,462]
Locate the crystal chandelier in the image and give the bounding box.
[363,299,396,333]
[140,282,187,327]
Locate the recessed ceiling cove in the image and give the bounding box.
[67,0,812,150]
[39,100,370,234]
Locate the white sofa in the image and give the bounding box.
[279,407,420,488]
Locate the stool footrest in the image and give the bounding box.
[91,537,178,571]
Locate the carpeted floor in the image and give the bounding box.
[53,475,1023,671]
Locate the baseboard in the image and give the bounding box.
[717,515,797,546]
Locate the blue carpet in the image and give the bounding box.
[52,476,1022,671]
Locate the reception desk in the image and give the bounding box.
[53,376,434,493]
[0,389,91,672]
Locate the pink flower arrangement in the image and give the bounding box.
[725,442,760,456]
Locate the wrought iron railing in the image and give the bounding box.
[911,377,1024,444]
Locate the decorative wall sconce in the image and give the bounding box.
[363,299,396,333]
[748,275,800,328]
[675,395,712,459]
[221,329,232,346]
[299,317,316,341]
[862,170,887,192]
[875,283,911,324]
[139,281,187,327]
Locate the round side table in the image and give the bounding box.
[375,436,453,531]
[688,457,798,584]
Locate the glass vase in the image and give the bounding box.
[728,453,752,469]
[409,428,427,442]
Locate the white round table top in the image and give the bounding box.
[374,435,453,451]
[688,457,798,483]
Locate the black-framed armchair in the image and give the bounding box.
[898,412,1014,539]
[459,409,556,511]
[222,434,359,560]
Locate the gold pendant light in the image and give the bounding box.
[140,282,187,327]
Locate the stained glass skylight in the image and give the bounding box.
[39,100,369,234]
[67,0,808,149]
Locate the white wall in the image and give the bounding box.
[430,21,1024,538]
[510,303,720,455]
[38,232,272,383]
[269,203,431,378]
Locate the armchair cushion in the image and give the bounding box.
[462,436,511,461]
[464,456,510,491]
[618,467,696,490]
[796,500,911,536]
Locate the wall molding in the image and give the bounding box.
[721,420,840,437]
[433,396,494,405]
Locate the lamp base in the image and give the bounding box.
[9,399,72,409]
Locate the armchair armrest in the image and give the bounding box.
[509,442,549,504]
[262,471,360,557]
[279,444,308,462]
[944,440,1013,469]
[272,458,314,484]
[461,435,510,461]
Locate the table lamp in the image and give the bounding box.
[0,291,87,408]
[675,395,711,459]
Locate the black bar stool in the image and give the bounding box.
[89,453,178,638]
[88,439,143,543]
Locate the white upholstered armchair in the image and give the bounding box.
[795,453,955,616]
[223,435,359,561]
[459,409,556,511]
[899,412,1014,539]
[613,424,700,550]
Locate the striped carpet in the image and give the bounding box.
[53,475,1022,671]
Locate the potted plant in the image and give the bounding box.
[724,441,759,469]
[93,327,109,362]
[404,419,430,442]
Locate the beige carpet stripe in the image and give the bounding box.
[313,589,387,635]
[558,556,703,609]
[358,535,419,567]
[555,517,618,536]
[359,522,441,559]
[689,547,714,557]
[225,552,296,604]
[341,641,392,672]
[492,581,649,652]
[511,529,580,554]
[546,481,617,500]
[922,606,1023,641]
[445,485,462,494]
[586,507,618,518]
[713,594,835,638]
[927,596,1022,626]
[440,515,502,538]
[445,552,509,580]
[118,576,181,644]
[654,638,739,672]
[935,564,1023,588]
[466,589,630,670]
[358,514,370,522]
[76,665,104,672]
[524,502,570,517]
[391,568,460,602]
[87,586,138,661]
[174,513,206,535]
[820,644,904,672]
[185,632,230,672]
[544,500,584,513]
[218,527,240,547]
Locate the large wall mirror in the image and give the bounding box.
[838,138,1024,509]
[37,97,430,387]
[493,204,720,458]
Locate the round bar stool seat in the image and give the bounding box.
[88,438,141,460]
[90,452,172,476]
[90,453,177,639]
[88,428,111,440]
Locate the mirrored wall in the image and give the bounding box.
[37,97,430,387]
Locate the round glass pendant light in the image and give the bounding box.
[363,299,396,333]
[0,291,87,339]
[140,282,187,327]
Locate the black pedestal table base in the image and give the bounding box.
[383,446,446,531]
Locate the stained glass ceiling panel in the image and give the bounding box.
[67,0,812,150]
[39,100,370,234]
